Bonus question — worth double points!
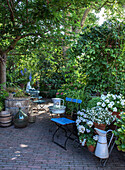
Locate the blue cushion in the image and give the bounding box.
[51,117,75,125]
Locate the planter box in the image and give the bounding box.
[5,97,30,116]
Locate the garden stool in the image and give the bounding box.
[51,97,82,150]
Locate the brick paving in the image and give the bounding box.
[0,101,125,170]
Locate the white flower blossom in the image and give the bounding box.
[97,102,101,106]
[102,102,106,107]
[105,99,109,103]
[78,125,85,133]
[113,107,117,112]
[93,135,99,141]
[76,119,81,125]
[101,94,106,100]
[81,139,86,146]
[87,121,93,127]
[86,129,91,133]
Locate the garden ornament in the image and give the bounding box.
[94,128,113,159]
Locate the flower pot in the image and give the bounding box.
[87,145,95,152]
[112,112,121,119]
[94,122,106,130]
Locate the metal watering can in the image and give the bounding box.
[52,98,64,108]
[94,128,114,159]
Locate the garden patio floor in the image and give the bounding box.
[0,100,125,170]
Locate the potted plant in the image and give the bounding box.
[5,87,30,116]
[76,110,98,151]
[113,112,125,152]
[86,137,97,152]
[86,106,116,130]
[96,93,125,118]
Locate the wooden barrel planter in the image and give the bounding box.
[0,111,12,127]
[5,97,30,116]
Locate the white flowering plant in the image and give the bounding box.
[76,110,98,147]
[97,93,125,113]
[86,106,116,125]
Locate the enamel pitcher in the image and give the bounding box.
[94,128,114,159]
[52,98,64,108]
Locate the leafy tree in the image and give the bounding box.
[66,19,125,94]
[0,0,124,88]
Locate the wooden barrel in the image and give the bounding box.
[0,111,12,127]
[5,97,30,116]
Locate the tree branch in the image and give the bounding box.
[97,0,115,11]
[81,7,91,27]
[6,0,15,26]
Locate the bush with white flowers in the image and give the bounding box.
[97,93,125,113]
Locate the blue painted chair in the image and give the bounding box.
[51,97,82,150]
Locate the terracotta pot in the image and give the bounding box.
[112,112,121,119]
[94,122,106,130]
[87,145,95,152]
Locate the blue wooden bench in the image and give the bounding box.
[51,97,82,150]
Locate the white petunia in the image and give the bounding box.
[81,139,86,146]
[93,135,99,141]
[97,102,101,106]
[113,107,117,112]
[86,129,90,133]
[105,107,108,111]
[79,112,84,116]
[87,121,93,127]
[121,100,125,106]
[105,99,109,103]
[102,102,106,107]
[76,119,81,125]
[108,103,112,108]
[78,125,85,133]
[101,94,106,100]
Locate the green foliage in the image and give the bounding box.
[56,87,92,115]
[66,20,125,94]
[0,84,9,110]
[87,97,101,108]
[113,112,125,152]
[0,84,9,101]
[6,87,28,98]
[0,102,4,112]
[86,137,97,147]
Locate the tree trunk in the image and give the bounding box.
[0,53,7,88]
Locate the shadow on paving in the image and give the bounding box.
[0,101,125,170]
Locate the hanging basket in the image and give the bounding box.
[94,122,106,130]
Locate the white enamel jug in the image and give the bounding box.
[52,98,64,108]
[94,128,113,159]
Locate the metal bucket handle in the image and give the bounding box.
[106,129,114,148]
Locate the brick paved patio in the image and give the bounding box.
[0,101,125,170]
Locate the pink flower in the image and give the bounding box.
[108,45,112,48]
[74,87,77,89]
[61,92,63,95]
[56,92,59,95]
